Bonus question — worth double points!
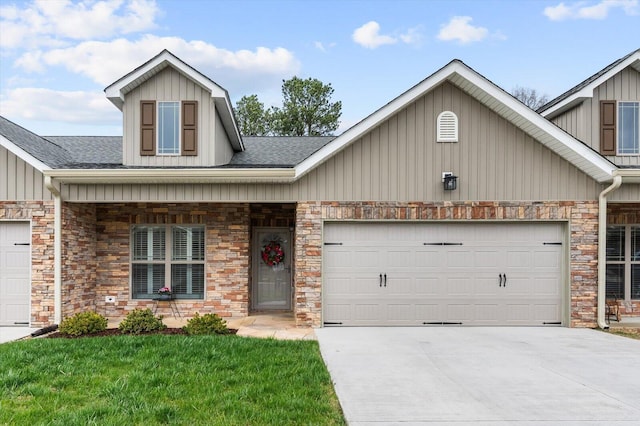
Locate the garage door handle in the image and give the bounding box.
[379,274,383,287]
[503,274,507,287]
[499,274,503,287]
[384,273,387,287]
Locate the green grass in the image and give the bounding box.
[0,335,345,425]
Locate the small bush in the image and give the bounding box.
[118,309,166,334]
[183,312,230,335]
[59,311,108,336]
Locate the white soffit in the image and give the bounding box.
[295,60,615,183]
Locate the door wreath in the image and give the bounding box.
[261,241,285,266]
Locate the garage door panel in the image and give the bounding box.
[323,222,563,327]
[415,249,441,267]
[415,278,441,296]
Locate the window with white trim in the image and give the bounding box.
[618,102,640,155]
[158,101,180,155]
[437,111,458,142]
[131,225,205,299]
[605,225,640,300]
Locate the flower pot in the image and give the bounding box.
[158,294,172,301]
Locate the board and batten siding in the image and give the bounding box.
[62,82,603,202]
[551,67,640,166]
[609,183,640,202]
[122,66,230,167]
[0,146,51,201]
[214,110,234,164]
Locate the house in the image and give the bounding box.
[1,49,639,330]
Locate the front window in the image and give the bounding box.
[158,101,180,155]
[606,225,640,300]
[618,102,640,155]
[131,225,205,299]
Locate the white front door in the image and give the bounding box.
[0,222,31,326]
[252,228,292,310]
[323,222,564,326]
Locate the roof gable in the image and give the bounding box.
[104,49,243,151]
[296,60,616,183]
[539,49,640,118]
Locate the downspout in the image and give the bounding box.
[597,174,622,330]
[44,176,62,325]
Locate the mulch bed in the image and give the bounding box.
[45,328,238,338]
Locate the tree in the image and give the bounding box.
[233,77,342,137]
[234,94,271,136]
[511,86,549,111]
[271,77,342,136]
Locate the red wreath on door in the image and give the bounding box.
[261,242,285,266]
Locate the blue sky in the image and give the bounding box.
[0,0,638,136]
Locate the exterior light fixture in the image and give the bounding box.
[442,172,458,191]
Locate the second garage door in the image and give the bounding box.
[323,222,564,326]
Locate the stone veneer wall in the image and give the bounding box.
[607,203,640,315]
[0,201,55,327]
[294,201,599,328]
[94,203,250,320]
[62,203,97,318]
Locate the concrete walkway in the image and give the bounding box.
[0,327,39,344]
[316,327,640,425]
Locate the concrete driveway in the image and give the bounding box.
[0,327,37,344]
[316,327,640,425]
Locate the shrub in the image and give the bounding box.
[59,311,108,336]
[118,309,166,334]
[183,312,230,335]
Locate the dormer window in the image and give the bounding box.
[140,100,198,157]
[437,111,458,142]
[600,100,640,155]
[158,102,180,155]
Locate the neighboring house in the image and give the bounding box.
[1,49,639,330]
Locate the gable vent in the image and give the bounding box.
[437,111,458,142]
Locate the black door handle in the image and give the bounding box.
[384,273,387,287]
[499,273,503,287]
[503,274,507,287]
[379,273,382,287]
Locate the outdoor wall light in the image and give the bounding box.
[442,172,458,191]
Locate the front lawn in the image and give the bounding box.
[0,335,344,425]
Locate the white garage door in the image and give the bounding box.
[0,222,31,326]
[323,222,564,326]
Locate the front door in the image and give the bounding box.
[252,228,292,310]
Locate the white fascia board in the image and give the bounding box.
[295,61,459,178]
[614,168,640,184]
[105,51,227,108]
[0,135,50,172]
[453,65,616,183]
[295,60,615,183]
[541,53,640,118]
[43,168,295,184]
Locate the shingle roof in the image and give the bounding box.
[538,48,640,115]
[0,116,71,168]
[44,136,122,165]
[1,115,334,169]
[229,136,335,167]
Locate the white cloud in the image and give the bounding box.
[437,16,488,44]
[544,0,638,21]
[0,0,160,48]
[352,21,423,49]
[314,41,337,52]
[0,88,120,124]
[14,35,301,91]
[352,21,398,49]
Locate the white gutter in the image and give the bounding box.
[44,176,62,325]
[597,174,622,330]
[43,168,295,184]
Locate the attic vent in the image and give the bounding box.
[437,111,458,142]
